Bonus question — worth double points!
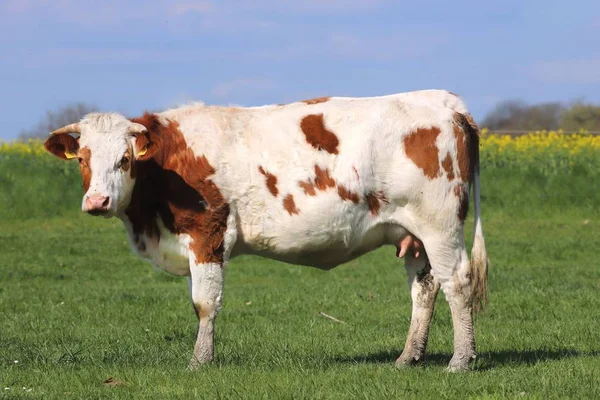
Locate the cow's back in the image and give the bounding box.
[164,90,469,268]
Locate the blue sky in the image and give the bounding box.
[1,0,599,140]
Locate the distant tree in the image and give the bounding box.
[482,100,565,131]
[560,102,600,131]
[19,103,97,139]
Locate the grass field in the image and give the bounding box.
[1,153,600,398]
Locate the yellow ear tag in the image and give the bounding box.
[137,147,148,157]
[65,151,77,159]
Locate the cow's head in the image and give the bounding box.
[44,113,152,217]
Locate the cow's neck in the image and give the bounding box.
[123,157,207,239]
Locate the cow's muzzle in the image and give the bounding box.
[84,194,111,216]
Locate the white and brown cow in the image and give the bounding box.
[44,89,487,371]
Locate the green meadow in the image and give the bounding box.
[0,148,599,399]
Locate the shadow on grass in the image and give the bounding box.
[331,348,599,369]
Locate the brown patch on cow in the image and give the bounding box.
[365,191,389,215]
[300,114,339,154]
[302,96,330,105]
[441,153,455,181]
[78,147,92,192]
[283,194,300,215]
[298,165,336,196]
[258,166,279,197]
[296,164,387,215]
[126,113,229,265]
[298,181,317,196]
[454,184,469,222]
[403,127,442,179]
[314,166,336,190]
[337,186,360,204]
[453,112,480,184]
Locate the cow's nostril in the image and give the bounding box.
[102,197,110,208]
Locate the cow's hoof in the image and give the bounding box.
[187,357,213,371]
[395,352,422,368]
[446,353,476,372]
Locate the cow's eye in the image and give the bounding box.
[118,155,129,169]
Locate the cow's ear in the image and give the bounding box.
[44,134,80,160]
[132,132,156,161]
[129,117,160,161]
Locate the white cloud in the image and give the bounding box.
[0,47,205,69]
[1,0,386,32]
[169,0,388,15]
[243,31,447,63]
[270,0,388,13]
[168,0,214,16]
[0,0,147,27]
[532,59,600,84]
[327,32,443,59]
[212,78,276,98]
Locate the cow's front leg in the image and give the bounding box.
[188,259,224,368]
[187,205,237,369]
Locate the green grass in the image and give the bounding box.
[1,163,600,398]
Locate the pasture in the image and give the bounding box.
[1,135,599,399]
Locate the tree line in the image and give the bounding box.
[18,99,600,139]
[482,100,600,132]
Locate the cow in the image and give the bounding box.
[43,89,487,371]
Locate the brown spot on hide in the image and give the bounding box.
[302,96,330,105]
[314,165,336,190]
[283,194,300,215]
[337,185,360,204]
[454,184,469,222]
[258,166,279,197]
[298,181,317,196]
[365,191,389,215]
[43,133,79,160]
[297,165,386,214]
[404,127,441,179]
[126,113,229,265]
[441,153,455,181]
[300,114,339,154]
[78,147,92,192]
[453,112,480,184]
[298,165,336,196]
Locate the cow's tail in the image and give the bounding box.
[465,115,488,313]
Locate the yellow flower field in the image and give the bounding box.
[479,129,600,175]
[0,139,48,157]
[2,130,599,176]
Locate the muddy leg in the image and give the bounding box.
[396,253,440,366]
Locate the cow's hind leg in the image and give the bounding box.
[422,233,476,372]
[396,252,440,367]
